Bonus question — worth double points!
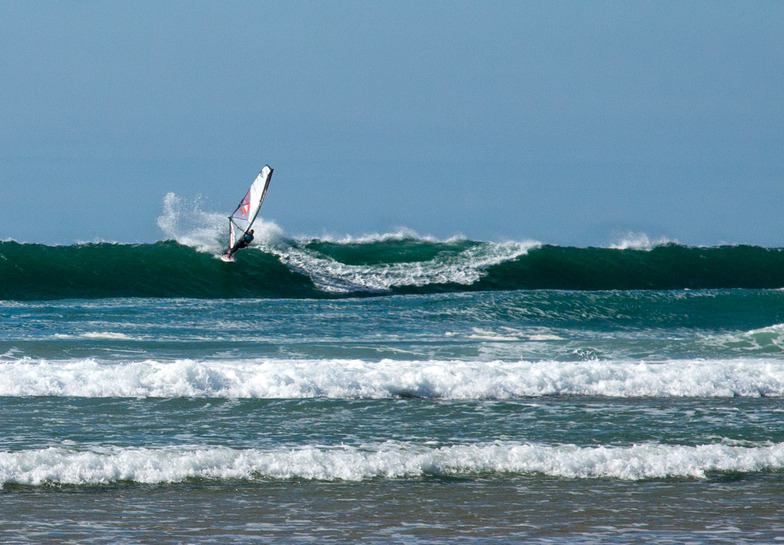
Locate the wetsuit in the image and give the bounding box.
[230,232,254,254]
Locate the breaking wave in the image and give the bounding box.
[3,440,783,487]
[2,192,784,299]
[2,357,784,399]
[2,238,784,300]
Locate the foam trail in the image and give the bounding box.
[2,441,783,487]
[275,240,539,293]
[2,358,784,399]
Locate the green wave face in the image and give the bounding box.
[1,239,783,300]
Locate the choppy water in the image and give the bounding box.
[2,284,784,543]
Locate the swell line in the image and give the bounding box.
[2,239,784,300]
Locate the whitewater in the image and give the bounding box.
[5,441,784,487]
[3,357,784,399]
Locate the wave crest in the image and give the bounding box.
[3,358,783,399]
[609,232,676,251]
[3,440,783,487]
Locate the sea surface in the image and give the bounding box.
[2,228,784,543]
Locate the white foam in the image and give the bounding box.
[609,232,676,251]
[2,357,784,399]
[2,440,782,487]
[82,332,133,340]
[273,240,539,293]
[707,324,784,354]
[465,327,558,342]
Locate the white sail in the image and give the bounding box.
[227,165,273,252]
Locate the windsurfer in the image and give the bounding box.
[229,229,254,256]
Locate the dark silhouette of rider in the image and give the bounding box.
[229,229,254,255]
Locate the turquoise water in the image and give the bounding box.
[3,239,784,299]
[2,236,784,542]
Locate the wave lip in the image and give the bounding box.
[2,441,783,487]
[3,358,784,399]
[609,232,676,251]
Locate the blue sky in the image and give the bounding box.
[1,1,782,246]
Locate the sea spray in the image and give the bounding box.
[157,192,284,255]
[157,192,227,254]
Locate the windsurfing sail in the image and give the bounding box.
[227,165,274,252]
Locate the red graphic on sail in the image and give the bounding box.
[238,191,251,217]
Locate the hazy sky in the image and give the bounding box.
[2,1,782,246]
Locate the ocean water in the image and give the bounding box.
[2,227,784,543]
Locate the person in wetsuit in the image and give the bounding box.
[229,229,254,256]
